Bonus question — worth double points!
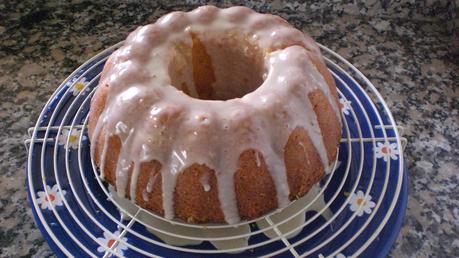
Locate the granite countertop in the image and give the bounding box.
[1,0,458,257]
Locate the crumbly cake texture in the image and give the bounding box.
[88,5,341,224]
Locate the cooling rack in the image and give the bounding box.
[25,42,408,258]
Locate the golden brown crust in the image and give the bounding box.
[87,81,108,142]
[175,164,225,223]
[191,32,216,100]
[284,127,324,200]
[308,51,341,110]
[235,149,277,220]
[309,89,341,162]
[133,161,164,215]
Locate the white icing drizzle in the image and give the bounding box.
[255,151,261,168]
[142,189,149,202]
[90,6,341,223]
[147,172,158,193]
[199,172,211,192]
[298,142,311,165]
[99,133,110,179]
[216,155,240,223]
[142,171,158,201]
[114,128,135,198]
[129,162,141,201]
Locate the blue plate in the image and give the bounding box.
[26,43,407,258]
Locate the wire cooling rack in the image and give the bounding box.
[25,42,408,258]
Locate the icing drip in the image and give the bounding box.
[298,142,311,165]
[129,162,141,201]
[161,166,177,220]
[142,189,148,202]
[199,172,211,192]
[99,134,110,179]
[147,172,158,193]
[255,151,261,168]
[142,171,158,201]
[90,6,340,223]
[217,164,240,223]
[114,128,135,198]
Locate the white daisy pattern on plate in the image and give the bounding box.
[375,141,399,162]
[97,230,128,255]
[36,185,66,210]
[348,190,376,216]
[70,77,89,96]
[339,98,352,115]
[57,128,87,149]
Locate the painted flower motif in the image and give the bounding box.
[97,230,128,255]
[339,98,352,115]
[348,190,376,216]
[57,128,87,149]
[375,141,399,161]
[318,253,347,258]
[70,77,89,96]
[36,184,66,210]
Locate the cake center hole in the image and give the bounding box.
[169,31,265,100]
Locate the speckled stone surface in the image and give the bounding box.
[0,0,457,257]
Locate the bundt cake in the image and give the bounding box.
[88,5,341,224]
